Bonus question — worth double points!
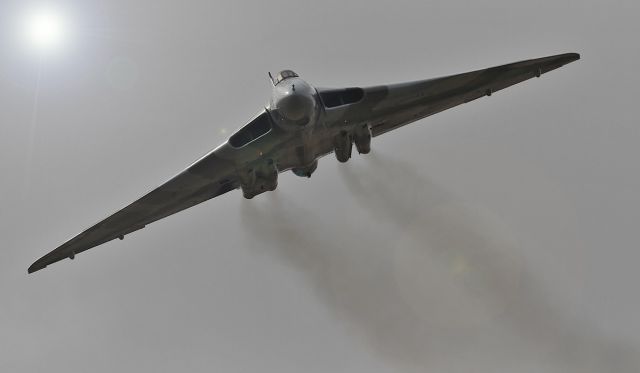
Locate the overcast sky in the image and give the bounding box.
[1,1,639,372]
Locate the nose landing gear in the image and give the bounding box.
[292,159,318,178]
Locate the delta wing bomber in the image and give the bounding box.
[29,53,580,273]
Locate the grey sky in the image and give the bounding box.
[1,0,639,372]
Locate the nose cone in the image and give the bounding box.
[278,94,313,121]
[271,79,316,126]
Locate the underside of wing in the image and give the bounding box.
[320,53,580,137]
[28,126,244,273]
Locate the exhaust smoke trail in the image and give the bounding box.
[241,154,639,372]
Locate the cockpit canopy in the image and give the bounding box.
[273,70,299,85]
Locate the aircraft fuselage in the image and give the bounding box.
[212,71,364,198]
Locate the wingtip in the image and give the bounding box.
[549,52,580,68]
[28,262,46,274]
[558,52,580,64]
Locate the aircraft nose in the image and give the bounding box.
[279,94,309,121]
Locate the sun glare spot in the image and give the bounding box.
[22,6,70,54]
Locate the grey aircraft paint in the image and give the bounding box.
[28,53,580,273]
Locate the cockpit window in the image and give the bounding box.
[274,70,299,85]
[229,111,273,148]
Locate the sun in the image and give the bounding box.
[22,6,70,54]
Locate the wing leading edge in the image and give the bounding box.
[319,53,580,136]
[27,127,244,273]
